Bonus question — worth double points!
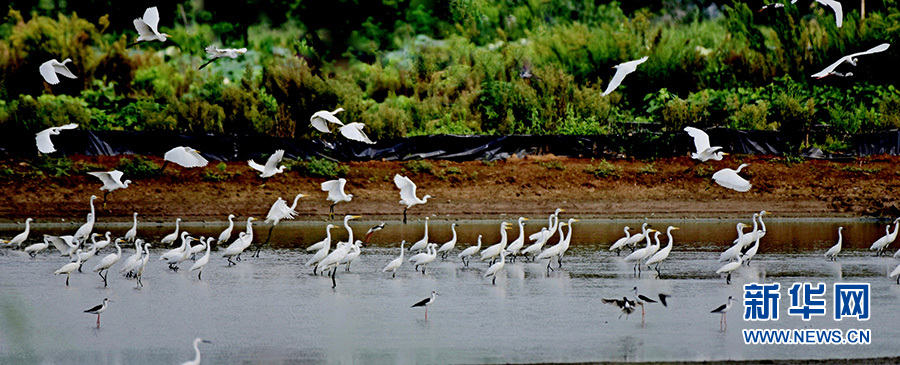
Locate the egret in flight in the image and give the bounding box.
[310,108,375,144]
[812,43,889,78]
[130,7,171,47]
[321,178,353,220]
[199,45,247,69]
[248,149,286,178]
[601,56,649,96]
[163,146,208,170]
[712,164,751,192]
[394,174,431,223]
[814,0,843,28]
[87,170,131,207]
[35,123,78,154]
[684,127,726,162]
[39,59,77,85]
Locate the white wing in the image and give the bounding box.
[39,60,60,84]
[310,110,344,133]
[266,197,297,223]
[601,56,648,96]
[35,130,55,153]
[133,19,154,39]
[712,169,752,192]
[815,0,842,28]
[339,123,375,144]
[142,7,161,33]
[321,178,346,201]
[393,174,418,205]
[247,159,265,173]
[811,43,889,78]
[264,150,285,172]
[684,127,711,153]
[851,43,890,58]
[56,123,79,130]
[87,171,118,188]
[165,146,208,168]
[53,60,77,79]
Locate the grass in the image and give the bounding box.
[584,160,620,178]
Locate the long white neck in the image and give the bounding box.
[892,221,900,238]
[290,194,302,210]
[751,215,758,232]
[326,226,333,240]
[757,214,767,232]
[89,199,96,217]
[114,241,121,257]
[191,340,202,365]
[344,220,353,244]
[451,225,457,241]
[132,214,138,228]
[499,227,508,248]
[246,219,253,235]
[24,219,31,234]
[399,243,405,259]
[665,230,674,249]
[174,219,180,234]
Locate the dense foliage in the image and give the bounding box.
[1,0,899,152]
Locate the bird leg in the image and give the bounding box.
[558,256,563,268]
[159,161,169,173]
[227,257,235,266]
[422,265,426,275]
[198,271,202,280]
[257,225,276,258]
[462,257,468,267]
[425,306,428,320]
[492,276,496,285]
[66,274,70,286]
[331,267,337,289]
[97,314,100,328]
[726,273,732,285]
[329,204,336,221]
[392,271,396,278]
[403,208,408,224]
[546,260,554,273]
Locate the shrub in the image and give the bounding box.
[288,157,349,178]
[538,161,565,171]
[116,156,161,178]
[403,160,434,175]
[584,159,620,178]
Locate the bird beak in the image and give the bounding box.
[202,340,212,344]
[523,218,530,221]
[573,219,580,222]
[672,227,680,230]
[352,215,362,219]
[721,152,729,156]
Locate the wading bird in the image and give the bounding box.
[23,235,49,258]
[480,222,512,265]
[411,291,438,320]
[812,43,889,78]
[484,250,508,285]
[505,218,529,262]
[712,164,751,192]
[54,249,83,286]
[35,123,78,154]
[602,297,636,319]
[189,238,213,280]
[870,218,900,256]
[125,213,139,243]
[409,243,438,274]
[684,127,726,162]
[135,243,151,287]
[93,238,123,287]
[84,298,110,329]
[394,174,431,224]
[609,226,632,256]
[623,229,659,275]
[645,226,679,276]
[306,224,335,252]
[199,45,247,69]
[130,7,171,47]
[181,338,212,365]
[259,193,305,256]
[717,255,744,285]
[632,287,670,325]
[1,218,32,248]
[321,178,353,220]
[601,56,649,96]
[248,149,286,178]
[217,214,236,247]
[87,170,131,207]
[458,235,482,267]
[409,217,430,252]
[436,223,459,260]
[537,222,570,273]
[382,240,406,278]
[711,296,734,331]
[73,196,98,245]
[825,227,843,261]
[39,58,77,85]
[364,222,385,244]
[160,218,182,246]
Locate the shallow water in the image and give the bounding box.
[1,219,899,364]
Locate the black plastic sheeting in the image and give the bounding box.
[1,128,898,162]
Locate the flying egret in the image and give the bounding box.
[35,123,78,154]
[321,178,353,219]
[602,297,637,319]
[135,243,151,287]
[1,218,32,248]
[720,223,749,262]
[870,218,900,256]
[87,170,131,207]
[480,222,512,264]
[310,108,345,133]
[537,222,570,273]
[409,217,431,252]
[338,123,376,144]
[160,218,182,246]
[601,56,649,96]
[84,298,110,329]
[364,222,385,244]
[394,174,431,224]
[199,45,247,69]
[48,234,78,257]
[458,235,482,267]
[757,2,786,11]
[712,164,751,192]
[130,7,171,46]
[812,43,889,78]
[436,223,459,260]
[645,226,678,275]
[259,193,305,257]
[23,235,50,258]
[93,238,123,287]
[484,250,508,285]
[181,338,212,365]
[54,249,83,286]
[411,291,438,320]
[711,296,735,331]
[382,240,406,277]
[39,58,77,85]
[248,149,286,178]
[623,229,659,274]
[163,146,208,170]
[505,217,529,262]
[814,0,843,28]
[125,213,139,243]
[306,224,335,252]
[825,227,844,261]
[684,127,726,162]
[717,255,744,284]
[189,238,213,280]
[217,214,236,247]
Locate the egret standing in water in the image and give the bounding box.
[124,213,139,243]
[717,255,744,285]
[160,218,182,246]
[711,296,734,331]
[93,238,123,287]
[825,227,844,261]
[23,235,50,258]
[608,226,632,256]
[409,217,430,252]
[870,218,900,256]
[321,178,353,220]
[54,249,83,286]
[645,226,678,276]
[484,250,508,285]
[84,298,110,329]
[217,214,236,247]
[1,218,32,248]
[181,338,212,365]
[394,174,431,224]
[411,291,438,320]
[505,217,529,262]
[436,223,459,260]
[457,235,482,267]
[190,238,213,280]
[382,241,406,278]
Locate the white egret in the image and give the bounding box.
[393,174,432,224]
[339,240,363,272]
[557,218,579,267]
[338,123,376,144]
[189,238,213,280]
[684,127,726,162]
[84,298,110,329]
[160,218,182,246]
[166,235,195,272]
[310,108,345,133]
[160,232,192,268]
[720,223,750,262]
[163,146,208,169]
[484,250,508,285]
[622,222,651,252]
[608,226,632,255]
[189,236,208,260]
[125,212,139,243]
[317,242,352,288]
[23,236,49,258]
[411,291,438,320]
[39,58,77,85]
[120,239,144,277]
[711,296,735,331]
[135,243,151,287]
[457,235,482,267]
[54,249,83,286]
[712,163,751,192]
[232,217,257,262]
[217,214,236,246]
[306,224,335,252]
[48,234,78,257]
[248,149,286,178]
[813,0,843,28]
[505,217,529,262]
[743,230,762,266]
[601,56,649,96]
[382,241,406,277]
[224,232,248,266]
[521,227,549,261]
[73,195,98,245]
[642,230,665,266]
[813,43,889,78]
[757,3,786,11]
[480,222,512,264]
[93,231,113,251]
[436,223,459,260]
[35,123,78,154]
[305,233,332,273]
[76,242,99,271]
[623,229,659,274]
[259,193,305,257]
[890,262,900,284]
[536,222,570,273]
[645,226,679,275]
[93,238,123,287]
[1,218,32,248]
[410,243,438,274]
[321,178,353,219]
[199,45,247,69]
[717,255,744,285]
[364,222,385,244]
[870,218,900,256]
[825,227,843,261]
[734,214,760,248]
[130,7,170,46]
[87,170,131,207]
[181,338,212,365]
[409,217,430,252]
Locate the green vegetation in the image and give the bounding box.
[402,160,434,175]
[1,1,899,153]
[116,156,162,178]
[538,161,566,171]
[584,159,620,178]
[288,157,349,178]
